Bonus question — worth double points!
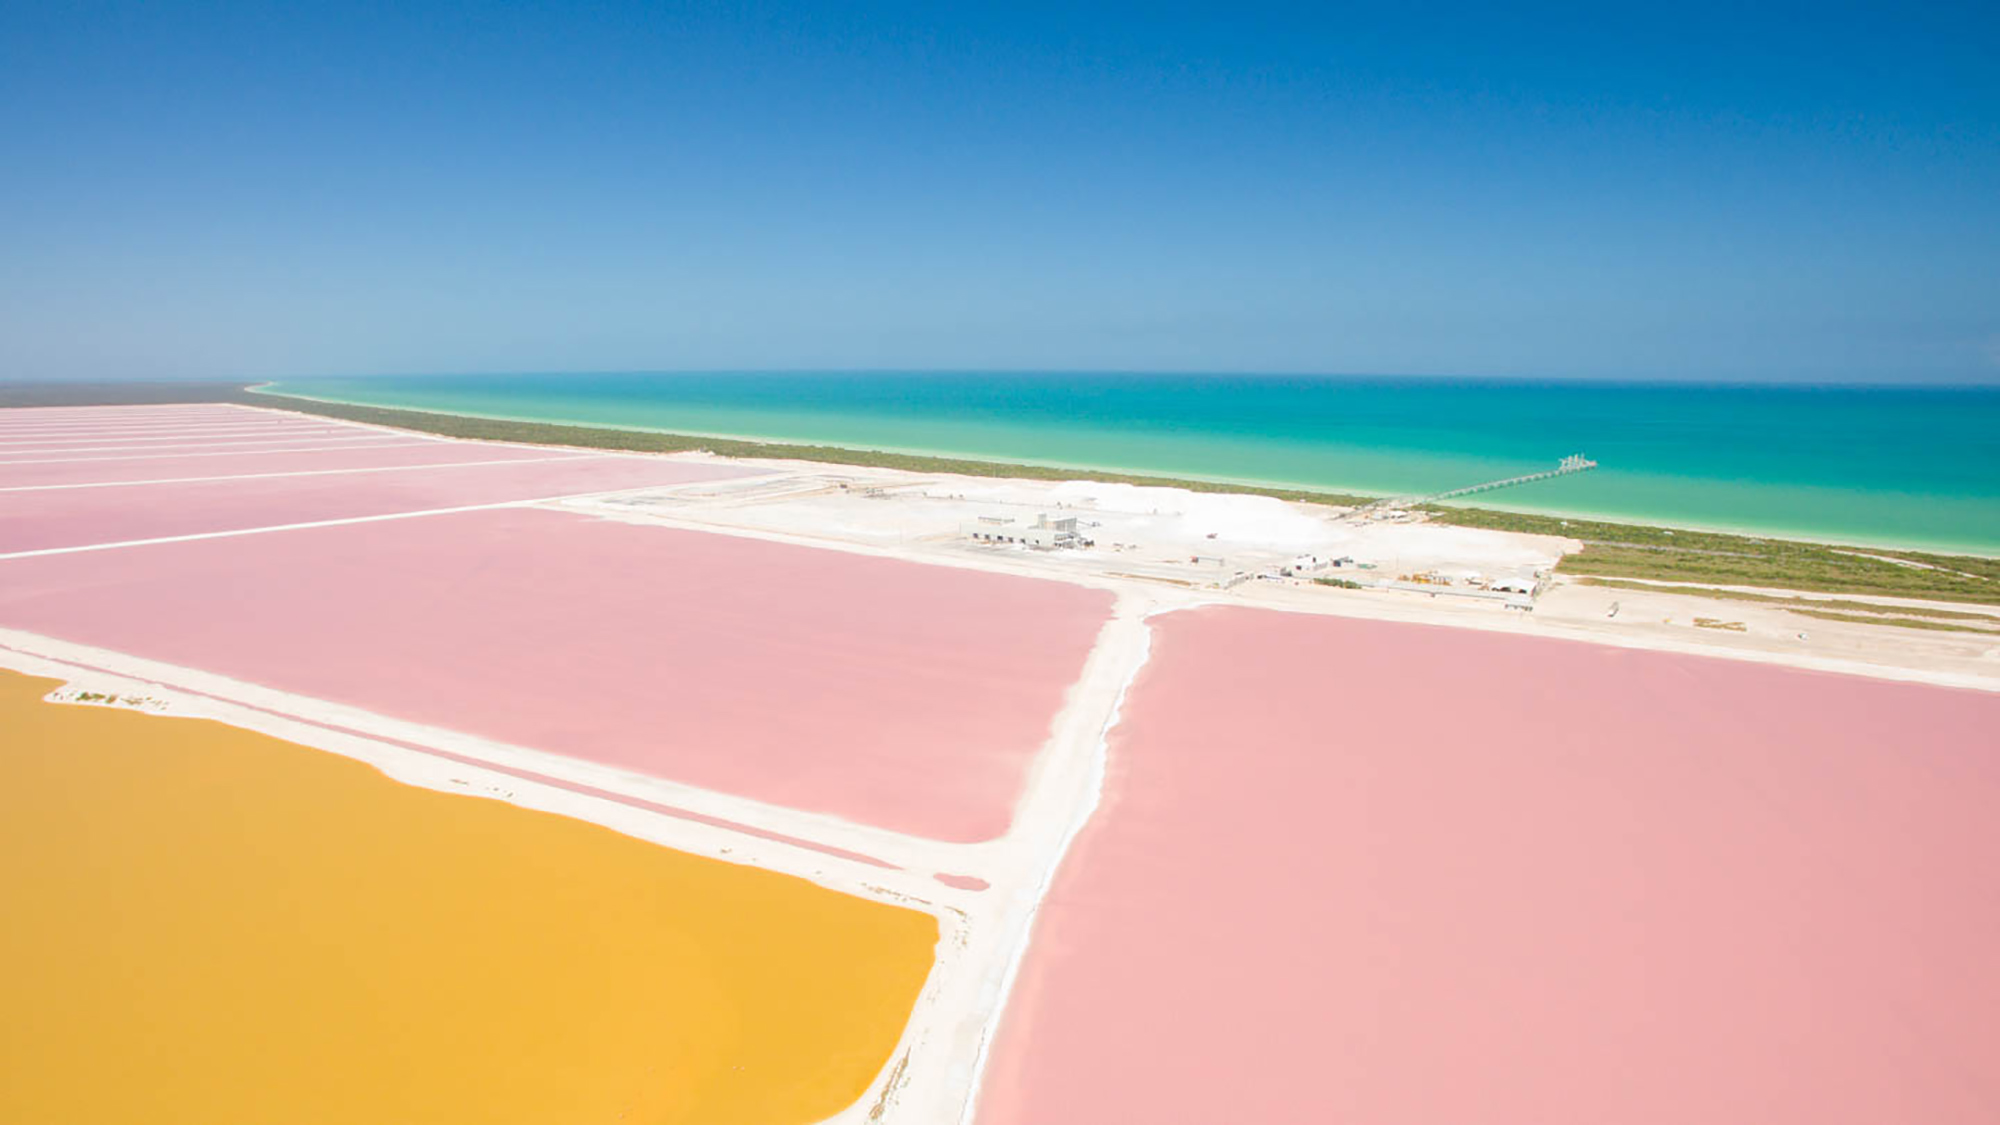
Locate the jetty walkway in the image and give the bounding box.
[1350,454,1598,516]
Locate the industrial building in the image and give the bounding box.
[964,513,1089,550]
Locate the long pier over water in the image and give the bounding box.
[1353,453,1598,515]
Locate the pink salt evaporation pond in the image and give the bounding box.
[0,454,757,553]
[0,507,1113,841]
[981,605,2000,1125]
[0,438,567,489]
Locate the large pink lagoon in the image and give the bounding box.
[0,454,755,552]
[0,439,562,488]
[982,606,2000,1125]
[0,507,1112,841]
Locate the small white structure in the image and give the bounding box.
[964,513,1086,550]
[963,515,1019,544]
[1284,553,1330,575]
[1022,514,1085,549]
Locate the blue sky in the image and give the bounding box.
[3,1,1995,382]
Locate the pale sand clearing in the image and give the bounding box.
[561,461,1995,689]
[980,605,2000,1125]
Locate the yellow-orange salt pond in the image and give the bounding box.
[0,671,936,1124]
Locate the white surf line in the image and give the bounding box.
[223,399,717,459]
[0,441,441,466]
[0,434,418,456]
[0,473,749,560]
[235,413,672,457]
[0,454,604,492]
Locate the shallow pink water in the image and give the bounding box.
[0,422,370,448]
[0,406,264,428]
[0,455,754,552]
[0,440,562,488]
[0,507,1112,840]
[981,606,2000,1125]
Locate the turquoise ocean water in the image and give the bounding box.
[268,373,2000,555]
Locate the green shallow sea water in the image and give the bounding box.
[267,372,2000,555]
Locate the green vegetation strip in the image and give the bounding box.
[9,381,1994,610]
[1790,609,1999,635]
[1428,507,2000,605]
[1571,578,2000,622]
[253,391,1380,506]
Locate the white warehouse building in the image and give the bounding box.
[963,513,1088,549]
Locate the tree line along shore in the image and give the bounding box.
[6,379,1994,608]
